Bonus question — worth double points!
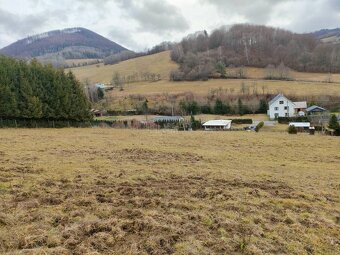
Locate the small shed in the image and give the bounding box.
[203,120,232,131]
[289,122,310,131]
[306,105,327,115]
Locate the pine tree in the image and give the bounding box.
[329,114,340,131]
[0,55,91,121]
[258,99,268,113]
[238,98,245,115]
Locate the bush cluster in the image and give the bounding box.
[231,119,253,124]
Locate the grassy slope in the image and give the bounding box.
[114,79,340,97]
[68,51,340,98]
[0,129,339,254]
[69,51,178,83]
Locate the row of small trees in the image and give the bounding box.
[179,98,268,115]
[0,56,91,120]
[111,72,161,89]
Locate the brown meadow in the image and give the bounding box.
[0,128,339,254]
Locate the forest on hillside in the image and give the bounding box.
[0,56,91,120]
[170,24,340,81]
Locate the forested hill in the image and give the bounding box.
[0,27,127,59]
[170,24,340,81]
[313,28,340,39]
[0,56,91,121]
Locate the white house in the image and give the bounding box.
[267,94,307,119]
[203,120,232,130]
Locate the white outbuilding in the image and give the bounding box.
[203,120,232,130]
[289,122,310,127]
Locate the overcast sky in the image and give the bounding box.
[0,0,339,51]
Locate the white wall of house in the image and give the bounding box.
[268,95,295,119]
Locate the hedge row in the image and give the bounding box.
[0,118,92,128]
[231,119,253,124]
[277,116,309,124]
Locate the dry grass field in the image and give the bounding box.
[112,79,340,97]
[69,51,177,83]
[68,51,340,99]
[0,129,339,255]
[68,51,340,84]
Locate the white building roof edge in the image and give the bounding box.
[203,120,232,126]
[289,122,310,127]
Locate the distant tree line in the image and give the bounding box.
[170,24,340,81]
[179,98,268,116]
[111,71,161,89]
[0,56,91,120]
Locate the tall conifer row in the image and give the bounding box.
[0,55,92,121]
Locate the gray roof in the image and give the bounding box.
[268,94,292,105]
[293,101,307,109]
[153,116,184,122]
[306,105,326,112]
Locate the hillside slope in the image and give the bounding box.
[0,27,127,59]
[68,51,178,83]
[69,50,340,84]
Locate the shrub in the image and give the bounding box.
[255,121,264,132]
[288,125,298,134]
[190,115,202,130]
[200,105,212,114]
[169,70,185,81]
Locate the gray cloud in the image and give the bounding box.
[282,0,340,32]
[202,0,340,32]
[116,0,189,33]
[108,26,140,51]
[201,0,292,24]
[1,0,340,51]
[0,8,47,38]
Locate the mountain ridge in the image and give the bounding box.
[0,27,128,60]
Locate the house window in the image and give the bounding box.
[284,106,288,110]
[285,113,288,117]
[274,113,279,118]
[274,107,279,111]
[279,101,284,104]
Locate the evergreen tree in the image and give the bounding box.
[258,99,268,113]
[216,61,226,77]
[329,114,340,130]
[328,114,340,135]
[214,99,230,114]
[0,55,91,121]
[238,98,245,115]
